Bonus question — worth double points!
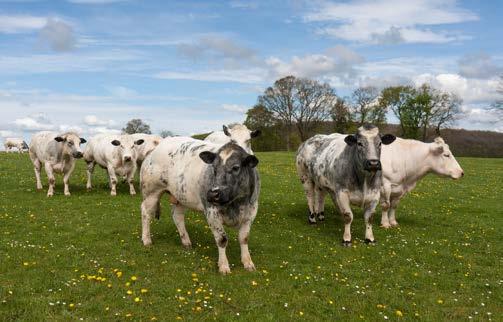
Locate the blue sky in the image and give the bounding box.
[1,0,502,144]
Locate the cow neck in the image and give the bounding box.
[402,142,434,184]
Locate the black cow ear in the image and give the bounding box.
[54,136,64,142]
[381,134,396,145]
[250,129,261,138]
[135,139,145,145]
[111,140,121,146]
[80,138,87,144]
[223,125,231,137]
[243,155,259,168]
[200,151,217,164]
[344,135,357,146]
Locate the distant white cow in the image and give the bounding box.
[380,137,464,228]
[130,133,162,167]
[4,138,28,153]
[84,134,144,196]
[204,124,261,154]
[29,131,86,197]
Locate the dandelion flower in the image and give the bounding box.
[396,310,403,317]
[141,289,148,294]
[134,297,140,303]
[131,276,137,281]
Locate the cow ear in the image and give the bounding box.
[344,135,357,146]
[242,155,259,168]
[135,139,145,145]
[153,139,160,145]
[223,125,231,137]
[54,136,64,142]
[431,143,444,155]
[111,140,121,146]
[250,129,261,138]
[381,134,396,145]
[80,138,87,144]
[199,151,217,164]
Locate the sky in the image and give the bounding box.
[0,0,502,145]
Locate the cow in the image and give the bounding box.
[83,134,144,196]
[140,137,260,274]
[28,131,86,197]
[204,124,261,154]
[130,133,162,167]
[380,137,464,228]
[4,138,28,153]
[296,124,396,246]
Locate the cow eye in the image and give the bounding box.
[68,141,74,146]
[443,154,450,158]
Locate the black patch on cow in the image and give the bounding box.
[218,235,228,248]
[54,136,64,142]
[111,140,121,146]
[364,238,376,244]
[381,134,396,145]
[80,138,87,144]
[135,139,145,145]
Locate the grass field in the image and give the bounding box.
[0,152,501,321]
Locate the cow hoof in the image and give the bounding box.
[342,240,352,247]
[47,193,53,197]
[182,243,192,250]
[243,262,256,272]
[110,191,117,196]
[64,193,71,196]
[219,266,231,275]
[390,222,399,227]
[317,212,325,221]
[380,223,391,229]
[308,213,316,224]
[130,191,136,196]
[142,239,152,246]
[364,239,376,244]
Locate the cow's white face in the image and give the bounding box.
[223,125,260,154]
[429,138,464,179]
[141,137,161,157]
[54,133,86,158]
[111,138,144,163]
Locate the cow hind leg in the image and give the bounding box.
[300,176,317,224]
[332,191,353,246]
[363,201,378,244]
[314,187,326,221]
[389,197,401,227]
[239,219,255,271]
[126,169,136,195]
[85,161,95,190]
[30,155,43,190]
[44,163,55,197]
[106,164,118,196]
[171,205,192,248]
[141,191,162,246]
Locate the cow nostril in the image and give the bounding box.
[461,172,464,177]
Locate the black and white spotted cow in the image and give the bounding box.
[140,136,260,274]
[296,124,396,246]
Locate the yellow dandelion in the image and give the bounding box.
[134,297,141,303]
[116,271,123,278]
[127,290,133,295]
[299,311,304,316]
[141,289,148,294]
[437,299,444,304]
[23,262,29,266]
[125,282,130,287]
[396,310,403,317]
[131,276,137,281]
[69,303,75,309]
[251,280,258,286]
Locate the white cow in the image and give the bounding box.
[4,138,28,153]
[130,133,162,166]
[140,137,260,274]
[29,131,86,197]
[204,124,261,154]
[84,134,144,196]
[380,137,464,228]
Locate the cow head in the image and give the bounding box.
[223,124,261,154]
[428,137,464,179]
[199,143,259,205]
[111,136,144,164]
[344,124,396,172]
[137,135,161,161]
[54,132,86,159]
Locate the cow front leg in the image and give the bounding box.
[44,163,55,197]
[85,161,95,190]
[363,200,378,244]
[389,197,401,227]
[171,205,191,248]
[333,191,353,246]
[380,183,392,228]
[126,169,136,195]
[238,219,255,271]
[206,209,230,274]
[106,164,118,196]
[300,177,317,224]
[63,164,75,196]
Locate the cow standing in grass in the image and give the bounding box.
[296,124,396,245]
[380,137,464,228]
[84,134,144,196]
[204,124,261,154]
[29,131,86,197]
[130,133,162,167]
[140,137,260,274]
[4,138,28,153]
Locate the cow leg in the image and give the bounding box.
[126,168,136,195]
[141,191,162,246]
[363,200,378,243]
[171,204,192,248]
[380,183,392,228]
[238,218,255,271]
[300,177,317,224]
[85,161,95,190]
[44,163,55,197]
[206,208,230,274]
[314,187,326,221]
[30,155,43,190]
[106,164,118,196]
[389,197,401,227]
[333,190,353,246]
[63,163,75,196]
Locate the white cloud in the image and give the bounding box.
[59,124,84,134]
[222,104,247,113]
[67,0,127,4]
[83,115,117,127]
[305,0,478,44]
[105,86,137,98]
[0,15,47,33]
[155,68,265,84]
[0,130,17,138]
[13,114,55,131]
[458,53,503,79]
[39,18,76,52]
[229,1,259,9]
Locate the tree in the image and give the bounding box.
[258,76,335,149]
[244,104,276,129]
[491,75,503,116]
[379,85,416,136]
[122,119,152,134]
[330,97,352,133]
[351,86,386,126]
[159,130,174,138]
[431,93,462,136]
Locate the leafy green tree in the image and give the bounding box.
[159,130,174,138]
[122,119,151,134]
[330,97,352,133]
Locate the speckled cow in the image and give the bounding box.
[204,124,261,154]
[296,124,396,246]
[140,137,260,274]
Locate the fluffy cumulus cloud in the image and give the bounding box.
[458,53,503,79]
[0,15,47,34]
[14,114,55,131]
[222,103,248,113]
[304,0,478,44]
[39,18,76,52]
[84,115,117,127]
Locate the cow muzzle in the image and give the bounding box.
[364,159,381,171]
[207,187,229,205]
[123,156,132,163]
[73,151,83,159]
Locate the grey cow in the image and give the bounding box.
[140,136,260,274]
[296,124,396,245]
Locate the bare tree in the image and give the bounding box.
[351,86,386,125]
[122,119,152,134]
[431,93,463,136]
[331,97,352,133]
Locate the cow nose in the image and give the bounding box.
[208,187,220,200]
[124,156,132,162]
[461,171,464,177]
[366,159,381,169]
[73,151,83,158]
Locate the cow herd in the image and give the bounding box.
[4,123,464,274]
